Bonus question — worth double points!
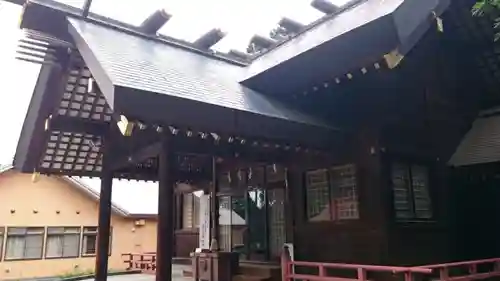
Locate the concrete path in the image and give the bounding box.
[80,265,191,281]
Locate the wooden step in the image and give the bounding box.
[173,257,192,265]
[233,274,270,281]
[182,261,281,281]
[182,269,193,277]
[239,263,280,280]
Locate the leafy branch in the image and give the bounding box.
[473,0,500,40]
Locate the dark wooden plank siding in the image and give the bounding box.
[175,230,198,257]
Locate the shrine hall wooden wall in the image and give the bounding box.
[287,18,482,265]
[172,8,485,265]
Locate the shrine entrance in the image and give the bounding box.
[218,164,288,262]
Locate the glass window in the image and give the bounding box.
[217,164,287,260]
[5,227,45,260]
[0,227,4,261]
[45,227,81,258]
[219,195,247,256]
[391,163,432,220]
[306,164,359,222]
[306,169,331,221]
[82,226,112,256]
[330,165,359,220]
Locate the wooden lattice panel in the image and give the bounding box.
[38,52,114,175]
[40,131,103,173]
[57,63,113,122]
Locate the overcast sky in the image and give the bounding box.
[0,0,350,165]
[0,3,40,164]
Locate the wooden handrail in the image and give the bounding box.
[415,258,500,281]
[281,247,430,281]
[420,258,500,269]
[289,261,432,274]
[125,250,500,281]
[280,247,500,281]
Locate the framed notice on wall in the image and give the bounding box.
[199,195,211,250]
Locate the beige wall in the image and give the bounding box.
[0,170,157,279]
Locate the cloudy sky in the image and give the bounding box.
[0,3,40,164]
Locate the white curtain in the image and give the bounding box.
[5,236,25,260]
[24,235,43,259]
[63,235,80,257]
[46,235,63,258]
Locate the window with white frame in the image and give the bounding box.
[391,163,432,220]
[82,226,112,256]
[5,227,45,260]
[330,165,359,220]
[306,164,359,221]
[45,227,81,258]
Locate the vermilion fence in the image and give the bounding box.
[122,253,156,273]
[280,247,432,281]
[418,258,500,281]
[122,251,500,281]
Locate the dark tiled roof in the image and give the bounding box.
[68,18,331,130]
[243,0,450,94]
[245,0,404,79]
[449,114,500,166]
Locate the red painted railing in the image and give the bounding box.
[124,251,500,281]
[122,253,157,273]
[280,247,432,281]
[418,258,500,281]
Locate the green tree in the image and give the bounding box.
[473,0,500,40]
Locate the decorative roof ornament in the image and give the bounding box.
[117,115,134,136]
[432,11,444,33]
[139,9,171,34]
[311,0,339,14]
[194,28,226,49]
[383,50,404,69]
[31,169,40,183]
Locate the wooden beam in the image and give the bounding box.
[111,132,326,172]
[48,115,108,136]
[110,141,161,171]
[156,133,175,281]
[94,148,113,281]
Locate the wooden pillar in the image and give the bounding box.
[156,134,175,281]
[284,166,296,244]
[95,158,113,281]
[210,157,220,247]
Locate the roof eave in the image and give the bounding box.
[242,0,451,95]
